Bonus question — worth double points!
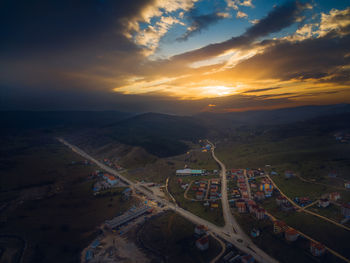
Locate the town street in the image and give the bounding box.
[58,137,278,263]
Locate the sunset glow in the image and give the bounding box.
[1,0,350,114]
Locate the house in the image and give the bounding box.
[341,203,350,218]
[276,196,288,206]
[294,197,311,207]
[210,202,219,208]
[241,254,255,263]
[105,175,118,185]
[280,202,294,212]
[241,191,249,199]
[238,177,245,183]
[285,171,294,178]
[255,208,265,220]
[209,194,218,200]
[285,228,299,242]
[194,225,207,235]
[318,198,330,208]
[310,242,326,256]
[122,188,132,200]
[236,200,246,213]
[233,189,241,198]
[345,181,350,189]
[255,191,265,201]
[211,179,220,185]
[259,183,273,192]
[250,228,260,238]
[247,200,257,212]
[264,188,273,198]
[273,220,288,234]
[231,169,242,175]
[329,192,341,202]
[211,185,219,190]
[196,235,209,251]
[196,191,205,200]
[250,183,257,189]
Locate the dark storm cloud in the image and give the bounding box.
[172,0,310,62]
[0,0,156,97]
[0,0,151,55]
[177,12,227,41]
[226,32,350,84]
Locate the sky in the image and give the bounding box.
[1,0,350,114]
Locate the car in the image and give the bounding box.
[237,239,243,243]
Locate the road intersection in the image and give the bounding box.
[58,137,278,263]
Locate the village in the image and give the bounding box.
[226,168,350,260]
[74,140,350,263]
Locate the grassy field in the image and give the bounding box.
[270,174,350,202]
[121,145,219,184]
[260,198,350,260]
[307,204,344,222]
[233,212,324,263]
[168,177,224,226]
[138,211,222,263]
[0,134,135,263]
[216,133,350,183]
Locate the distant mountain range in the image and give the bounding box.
[1,104,350,157]
[195,103,350,126]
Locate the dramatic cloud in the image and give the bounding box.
[172,0,311,62]
[178,12,230,41]
[236,11,248,18]
[123,0,198,54]
[1,0,350,114]
[226,0,254,10]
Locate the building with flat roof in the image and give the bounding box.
[196,235,209,251]
[194,225,207,235]
[176,169,204,176]
[255,208,265,220]
[318,198,330,208]
[285,228,299,242]
[329,192,341,202]
[341,203,350,218]
[310,242,326,256]
[273,220,288,234]
[236,201,246,213]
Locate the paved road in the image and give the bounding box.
[266,173,350,231]
[58,138,278,263]
[209,232,226,263]
[264,211,350,263]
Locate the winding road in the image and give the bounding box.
[265,173,350,231]
[58,137,278,263]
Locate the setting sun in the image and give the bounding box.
[201,86,238,97]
